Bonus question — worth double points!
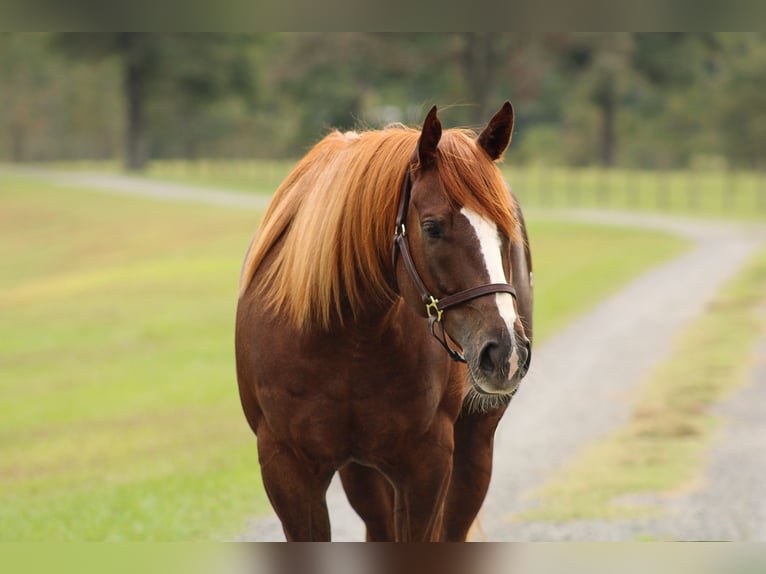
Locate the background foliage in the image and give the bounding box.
[2,33,765,170]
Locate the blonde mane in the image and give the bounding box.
[239,126,519,330]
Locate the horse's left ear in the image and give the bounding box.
[417,105,442,168]
[478,101,515,161]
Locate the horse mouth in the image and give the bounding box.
[463,378,517,413]
[462,365,523,413]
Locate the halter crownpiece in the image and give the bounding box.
[392,169,526,369]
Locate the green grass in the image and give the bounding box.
[0,176,271,540]
[519,246,766,524]
[0,173,688,540]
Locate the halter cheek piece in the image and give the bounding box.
[392,170,531,376]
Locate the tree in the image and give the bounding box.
[265,33,453,149]
[0,33,122,162]
[266,33,542,152]
[5,32,760,170]
[548,33,635,167]
[545,33,721,168]
[54,33,254,171]
[715,33,766,168]
[0,33,52,161]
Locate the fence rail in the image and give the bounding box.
[8,159,766,220]
[502,166,766,219]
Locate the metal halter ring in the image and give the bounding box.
[425,296,443,322]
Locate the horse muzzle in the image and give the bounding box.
[472,335,531,395]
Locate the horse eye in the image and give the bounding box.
[422,221,443,239]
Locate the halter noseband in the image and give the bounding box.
[392,169,521,364]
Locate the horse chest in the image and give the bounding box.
[344,342,454,454]
[256,348,451,462]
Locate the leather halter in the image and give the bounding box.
[392,169,519,363]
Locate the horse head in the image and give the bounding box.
[394,102,531,398]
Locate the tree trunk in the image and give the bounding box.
[121,34,148,172]
[599,94,616,167]
[460,33,498,125]
[124,58,147,171]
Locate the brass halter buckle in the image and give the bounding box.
[425,296,443,322]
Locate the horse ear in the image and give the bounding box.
[478,101,515,161]
[417,105,442,168]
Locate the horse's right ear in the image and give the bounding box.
[478,101,514,161]
[417,105,442,168]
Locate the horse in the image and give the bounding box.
[235,102,533,541]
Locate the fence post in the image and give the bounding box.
[724,167,737,211]
[656,169,668,211]
[686,168,698,210]
[539,164,551,207]
[568,167,579,207]
[516,166,527,206]
[626,168,638,209]
[759,166,766,210]
[597,168,609,207]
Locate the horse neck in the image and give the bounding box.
[329,292,401,341]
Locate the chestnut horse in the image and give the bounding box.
[235,102,533,541]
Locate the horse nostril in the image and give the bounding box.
[519,337,532,377]
[478,341,502,375]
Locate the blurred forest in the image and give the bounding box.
[1,32,765,171]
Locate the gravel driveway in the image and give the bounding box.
[479,210,766,541]
[13,169,766,541]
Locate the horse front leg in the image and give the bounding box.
[388,418,454,542]
[338,462,396,541]
[257,429,334,541]
[440,406,506,541]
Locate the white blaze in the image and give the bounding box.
[460,208,517,338]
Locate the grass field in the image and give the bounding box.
[520,245,766,526]
[0,173,688,540]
